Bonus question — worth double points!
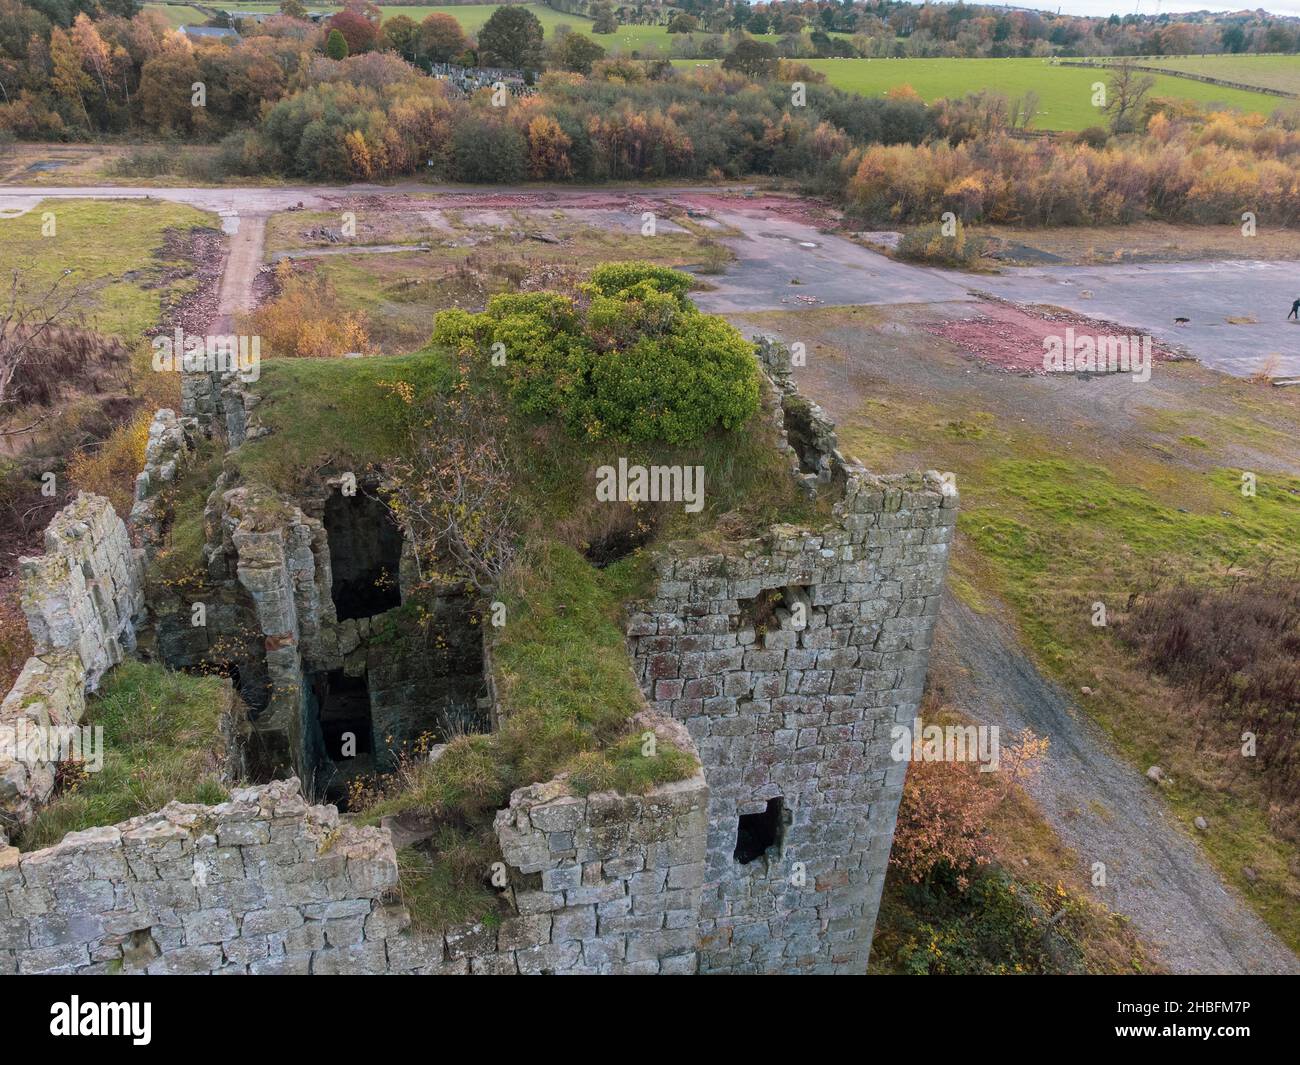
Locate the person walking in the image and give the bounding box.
[1289,297,1300,321]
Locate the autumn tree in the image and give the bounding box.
[555,31,604,75]
[722,37,778,80]
[418,12,467,63]
[381,14,420,62]
[279,0,308,18]
[328,11,377,55]
[524,112,572,178]
[477,6,544,69]
[49,26,93,127]
[1102,60,1155,134]
[138,35,202,134]
[590,1,616,34]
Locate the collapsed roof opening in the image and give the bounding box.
[735,798,784,865]
[325,488,403,621]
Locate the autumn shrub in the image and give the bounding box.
[891,724,1047,888]
[896,219,986,268]
[246,263,370,358]
[428,263,759,445]
[66,409,151,518]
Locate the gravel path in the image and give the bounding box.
[2,182,1296,378]
[934,591,1300,975]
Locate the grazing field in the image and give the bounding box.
[1111,54,1300,97]
[152,3,836,54]
[143,3,208,27]
[671,56,1290,130]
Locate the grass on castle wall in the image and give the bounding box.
[18,660,230,852]
[361,542,687,933]
[150,440,226,589]
[225,285,828,932]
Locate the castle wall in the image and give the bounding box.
[0,746,709,975]
[628,470,955,973]
[1,494,145,835]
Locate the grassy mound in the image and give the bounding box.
[19,661,232,851]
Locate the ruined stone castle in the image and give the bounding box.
[0,339,955,975]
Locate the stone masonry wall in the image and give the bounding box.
[1,495,145,837]
[629,472,956,973]
[625,337,958,974]
[1,731,710,976]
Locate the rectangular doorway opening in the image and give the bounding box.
[306,668,374,809]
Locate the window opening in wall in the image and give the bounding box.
[735,798,783,864]
[736,586,812,646]
[324,488,403,621]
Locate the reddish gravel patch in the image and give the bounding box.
[927,299,1186,374]
[333,189,841,228]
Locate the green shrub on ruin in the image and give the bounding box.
[428,263,760,445]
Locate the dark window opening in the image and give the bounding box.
[312,669,373,759]
[736,586,810,646]
[325,488,403,621]
[735,798,783,865]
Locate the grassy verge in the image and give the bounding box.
[18,660,232,851]
[0,199,215,344]
[745,305,1300,953]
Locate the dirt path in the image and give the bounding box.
[211,212,266,334]
[934,591,1299,975]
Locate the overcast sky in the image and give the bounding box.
[972,2,1300,16]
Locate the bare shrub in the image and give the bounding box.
[0,271,129,420]
[381,363,517,594]
[1121,580,1300,816]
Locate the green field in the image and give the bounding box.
[1109,54,1300,97]
[675,56,1289,131]
[143,3,208,27]
[147,3,824,55]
